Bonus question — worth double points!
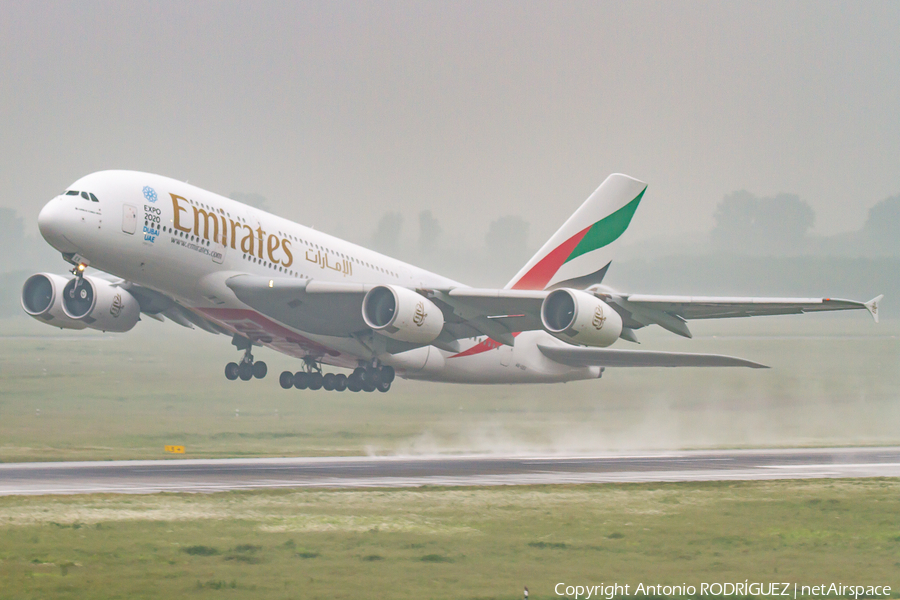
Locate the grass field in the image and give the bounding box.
[1,315,898,462]
[1,479,899,599]
[1,315,899,598]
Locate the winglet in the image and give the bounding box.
[865,294,883,323]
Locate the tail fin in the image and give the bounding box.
[505,174,647,290]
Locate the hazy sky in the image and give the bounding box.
[3,1,898,249]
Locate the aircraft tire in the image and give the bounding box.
[308,372,323,390]
[362,380,377,393]
[376,380,391,393]
[253,361,268,379]
[293,372,309,390]
[361,369,381,386]
[322,373,336,391]
[225,362,240,380]
[380,366,395,383]
[279,371,294,389]
[334,374,348,392]
[238,363,254,381]
[347,374,362,392]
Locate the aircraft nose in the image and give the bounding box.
[38,198,79,252]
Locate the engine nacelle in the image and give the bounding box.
[61,276,141,332]
[362,285,444,344]
[541,288,623,347]
[21,273,88,330]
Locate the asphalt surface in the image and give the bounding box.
[2,447,899,496]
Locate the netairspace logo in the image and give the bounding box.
[553,582,892,600]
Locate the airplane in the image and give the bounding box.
[22,171,882,393]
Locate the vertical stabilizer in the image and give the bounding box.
[505,174,647,290]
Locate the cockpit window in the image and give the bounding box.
[65,190,79,196]
[89,192,99,202]
[80,192,89,200]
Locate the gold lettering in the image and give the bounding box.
[267,234,280,263]
[219,215,228,246]
[281,240,293,267]
[171,194,192,232]
[229,219,240,250]
[192,207,219,242]
[255,226,265,259]
[240,225,255,254]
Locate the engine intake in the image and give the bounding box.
[541,288,623,347]
[61,276,141,332]
[362,285,444,344]
[21,273,88,330]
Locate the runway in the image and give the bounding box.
[2,447,900,496]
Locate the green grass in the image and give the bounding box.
[1,479,900,599]
[0,315,898,462]
[2,316,899,598]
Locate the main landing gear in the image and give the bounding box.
[279,361,395,393]
[224,339,267,382]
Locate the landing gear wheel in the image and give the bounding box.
[279,371,294,389]
[361,368,381,386]
[308,372,323,390]
[293,372,309,390]
[347,374,362,392]
[334,374,348,392]
[252,361,268,379]
[225,362,240,380]
[381,366,395,383]
[238,362,254,381]
[362,380,377,393]
[376,380,391,393]
[322,373,336,391]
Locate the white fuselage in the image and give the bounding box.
[37,170,600,384]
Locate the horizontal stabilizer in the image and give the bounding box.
[537,344,768,369]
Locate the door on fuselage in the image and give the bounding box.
[122,204,137,234]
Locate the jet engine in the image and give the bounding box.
[60,276,141,332]
[21,273,88,330]
[541,288,623,347]
[362,285,444,344]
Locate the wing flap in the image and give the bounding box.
[537,344,768,368]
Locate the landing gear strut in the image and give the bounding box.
[224,336,266,381]
[278,360,394,393]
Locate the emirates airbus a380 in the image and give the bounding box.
[23,171,881,393]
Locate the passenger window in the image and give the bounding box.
[80,192,89,200]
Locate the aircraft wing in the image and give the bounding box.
[225,275,882,346]
[537,344,768,368]
[225,275,373,336]
[611,293,883,338]
[224,277,548,347]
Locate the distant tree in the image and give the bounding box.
[229,192,270,212]
[0,208,27,274]
[711,191,814,255]
[417,210,442,254]
[371,211,403,256]
[861,194,900,252]
[0,208,25,248]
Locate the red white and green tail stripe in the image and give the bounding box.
[506,174,647,291]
